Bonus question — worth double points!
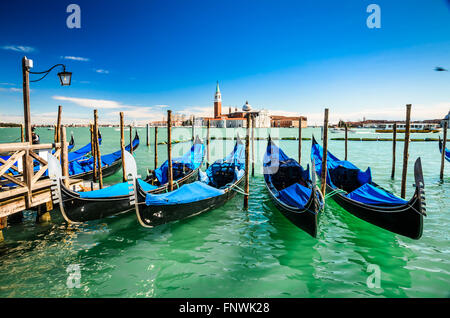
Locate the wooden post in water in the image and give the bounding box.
[22,57,32,143]
[298,117,302,165]
[320,108,329,196]
[146,123,150,147]
[0,216,6,242]
[251,115,255,177]
[206,119,210,168]
[244,114,251,209]
[90,124,97,183]
[344,123,348,161]
[154,126,158,169]
[129,124,133,154]
[20,124,24,142]
[61,125,69,187]
[94,110,103,189]
[192,115,195,141]
[391,123,397,179]
[55,105,62,143]
[167,110,173,192]
[120,112,127,182]
[440,121,448,181]
[401,104,412,199]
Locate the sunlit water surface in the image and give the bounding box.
[0,127,448,297]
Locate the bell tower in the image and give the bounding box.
[214,81,222,118]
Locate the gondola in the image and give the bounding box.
[68,131,139,180]
[132,136,245,228]
[263,137,323,237]
[311,136,426,239]
[68,134,75,151]
[67,131,101,163]
[51,136,204,223]
[438,136,450,162]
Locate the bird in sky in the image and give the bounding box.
[434,66,448,72]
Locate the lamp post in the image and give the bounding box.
[22,56,72,143]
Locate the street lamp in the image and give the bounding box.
[22,56,72,142]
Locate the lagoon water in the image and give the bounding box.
[0,126,448,297]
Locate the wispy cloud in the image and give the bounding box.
[53,96,132,109]
[177,106,213,118]
[0,87,22,93]
[0,82,16,86]
[95,69,109,74]
[2,45,35,53]
[61,56,90,62]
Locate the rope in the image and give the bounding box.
[231,184,248,196]
[324,188,347,199]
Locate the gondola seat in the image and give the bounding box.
[79,179,157,198]
[278,183,312,209]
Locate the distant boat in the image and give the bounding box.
[376,128,440,133]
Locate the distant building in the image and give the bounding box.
[202,82,272,128]
[271,115,307,128]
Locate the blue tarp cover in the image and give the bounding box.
[68,137,101,162]
[278,183,312,209]
[145,181,224,205]
[311,140,408,207]
[69,135,138,175]
[346,183,408,205]
[79,178,157,198]
[154,141,204,184]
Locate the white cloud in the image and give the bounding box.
[2,45,35,53]
[177,106,213,118]
[95,69,109,74]
[61,56,89,62]
[52,96,133,109]
[0,87,22,93]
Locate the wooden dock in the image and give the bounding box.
[0,133,82,240]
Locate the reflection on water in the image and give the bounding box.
[0,127,448,297]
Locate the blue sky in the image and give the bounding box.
[0,0,449,125]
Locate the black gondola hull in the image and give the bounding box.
[265,182,321,237]
[58,168,199,222]
[135,177,244,227]
[326,183,423,239]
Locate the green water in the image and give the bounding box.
[0,126,448,298]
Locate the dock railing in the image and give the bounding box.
[0,140,65,215]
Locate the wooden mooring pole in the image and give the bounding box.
[90,124,97,183]
[154,126,158,170]
[298,117,302,165]
[320,108,329,197]
[146,123,150,147]
[20,124,24,142]
[344,123,348,161]
[391,123,397,179]
[440,121,448,181]
[251,115,255,177]
[192,115,195,141]
[401,104,412,199]
[120,112,127,182]
[55,105,62,143]
[61,126,69,187]
[167,111,173,192]
[244,114,251,209]
[94,110,103,189]
[206,119,210,168]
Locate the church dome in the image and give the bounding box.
[242,101,252,112]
